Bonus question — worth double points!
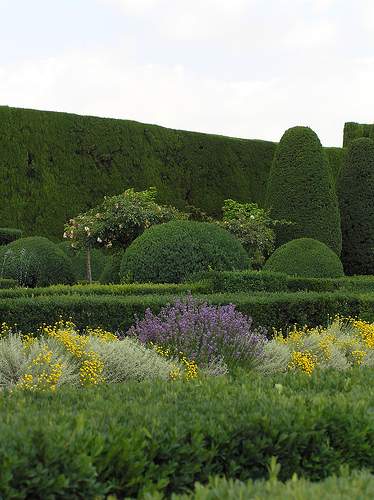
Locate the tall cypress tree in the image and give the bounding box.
[338,138,374,274]
[266,126,341,255]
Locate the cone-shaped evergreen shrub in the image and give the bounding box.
[338,138,374,275]
[266,126,341,254]
[0,237,75,287]
[120,221,249,283]
[263,238,344,278]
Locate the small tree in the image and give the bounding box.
[64,187,188,282]
[218,199,283,269]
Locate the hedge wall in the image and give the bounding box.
[0,107,345,240]
[343,122,374,147]
[0,290,372,332]
[1,371,373,498]
[0,106,276,240]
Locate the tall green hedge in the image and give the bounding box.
[343,122,374,147]
[0,106,276,240]
[338,138,374,275]
[266,126,342,254]
[0,107,345,241]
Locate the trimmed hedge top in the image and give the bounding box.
[338,138,374,275]
[266,126,342,254]
[120,220,249,283]
[0,236,75,287]
[263,238,344,278]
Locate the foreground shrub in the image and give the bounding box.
[172,470,374,499]
[338,138,374,275]
[263,238,344,278]
[266,126,341,253]
[0,370,373,497]
[0,237,75,287]
[128,295,266,369]
[120,220,249,283]
[0,228,22,246]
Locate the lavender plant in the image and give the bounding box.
[127,295,267,369]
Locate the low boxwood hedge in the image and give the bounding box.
[0,278,17,289]
[0,370,373,498]
[0,290,373,332]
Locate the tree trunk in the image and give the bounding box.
[86,247,93,284]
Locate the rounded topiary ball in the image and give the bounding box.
[263,238,344,278]
[120,221,249,283]
[0,237,75,287]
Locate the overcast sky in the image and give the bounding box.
[1,0,373,147]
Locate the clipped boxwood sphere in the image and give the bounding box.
[263,238,344,278]
[266,126,341,254]
[0,237,75,287]
[338,138,374,275]
[120,221,249,283]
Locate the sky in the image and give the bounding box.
[1,0,374,147]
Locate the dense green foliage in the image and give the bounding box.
[64,187,187,251]
[263,238,344,278]
[266,127,342,253]
[120,221,249,283]
[58,241,108,281]
[2,289,374,332]
[173,471,374,499]
[0,237,75,287]
[0,228,22,245]
[338,138,374,275]
[0,370,373,497]
[218,199,278,268]
[0,106,277,240]
[0,278,17,289]
[343,121,374,147]
[99,251,124,284]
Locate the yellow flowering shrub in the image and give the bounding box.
[0,320,199,392]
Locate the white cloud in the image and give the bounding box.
[1,44,374,147]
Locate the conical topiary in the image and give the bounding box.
[266,126,341,254]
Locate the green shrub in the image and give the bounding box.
[201,270,341,293]
[1,289,373,332]
[0,278,18,289]
[0,237,75,287]
[0,228,22,245]
[338,138,374,275]
[120,221,249,284]
[99,251,124,284]
[0,370,373,497]
[263,238,344,278]
[266,126,341,254]
[343,121,374,147]
[172,471,374,499]
[57,241,108,281]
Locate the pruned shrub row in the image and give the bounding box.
[1,291,374,332]
[0,370,373,497]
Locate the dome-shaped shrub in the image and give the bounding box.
[338,138,374,275]
[0,237,75,287]
[266,126,341,254]
[263,238,344,278]
[120,221,249,283]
